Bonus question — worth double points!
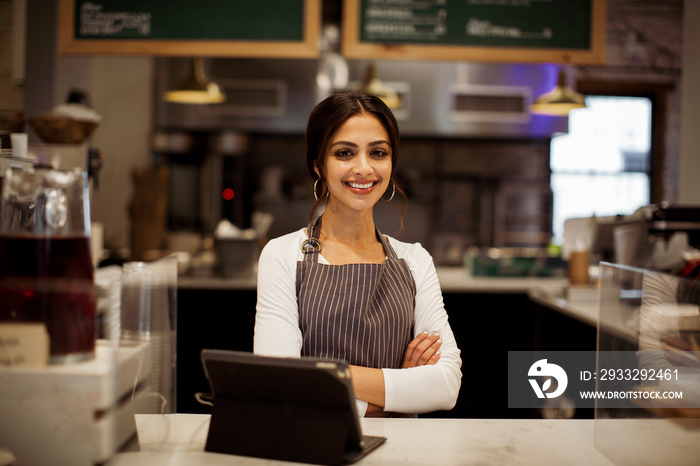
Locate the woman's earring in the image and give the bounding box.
[313,179,322,201]
[382,182,396,202]
[314,178,329,201]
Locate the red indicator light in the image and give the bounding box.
[222,188,234,200]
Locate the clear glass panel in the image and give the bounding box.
[595,262,700,465]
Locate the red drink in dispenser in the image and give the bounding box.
[0,235,96,363]
[0,167,96,364]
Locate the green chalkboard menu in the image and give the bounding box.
[343,0,606,64]
[59,0,320,58]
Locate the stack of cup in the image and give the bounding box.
[120,258,176,414]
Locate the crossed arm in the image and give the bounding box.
[351,331,442,415]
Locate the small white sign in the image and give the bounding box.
[0,323,49,367]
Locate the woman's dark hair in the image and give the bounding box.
[305,91,407,227]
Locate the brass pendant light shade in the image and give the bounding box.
[164,57,226,105]
[530,68,586,116]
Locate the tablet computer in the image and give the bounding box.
[200,349,386,465]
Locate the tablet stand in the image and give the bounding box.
[205,397,353,466]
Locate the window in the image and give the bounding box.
[550,95,652,245]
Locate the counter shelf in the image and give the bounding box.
[0,340,151,465]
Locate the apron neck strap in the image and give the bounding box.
[301,216,323,261]
[376,229,398,260]
[302,215,399,262]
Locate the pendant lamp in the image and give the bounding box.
[164,57,226,105]
[530,68,586,116]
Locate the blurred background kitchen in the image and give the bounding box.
[1,0,700,422]
[0,0,696,272]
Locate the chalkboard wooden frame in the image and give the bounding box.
[58,0,321,58]
[342,0,606,65]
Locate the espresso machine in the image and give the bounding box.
[645,204,700,249]
[619,203,700,272]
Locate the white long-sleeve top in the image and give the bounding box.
[254,228,462,415]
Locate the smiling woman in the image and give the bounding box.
[305,91,405,225]
[318,114,393,219]
[253,91,462,418]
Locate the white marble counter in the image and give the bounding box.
[110,414,616,466]
[109,414,700,465]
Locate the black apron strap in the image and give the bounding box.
[301,216,322,262]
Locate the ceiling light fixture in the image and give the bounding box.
[530,68,586,116]
[164,57,226,105]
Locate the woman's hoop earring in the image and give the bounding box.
[314,179,329,201]
[382,182,396,202]
[313,179,322,201]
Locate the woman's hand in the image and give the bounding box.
[365,403,390,417]
[401,331,442,368]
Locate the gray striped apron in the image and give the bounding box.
[296,217,415,369]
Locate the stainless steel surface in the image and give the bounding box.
[155,57,568,138]
[0,156,36,220]
[0,155,35,175]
